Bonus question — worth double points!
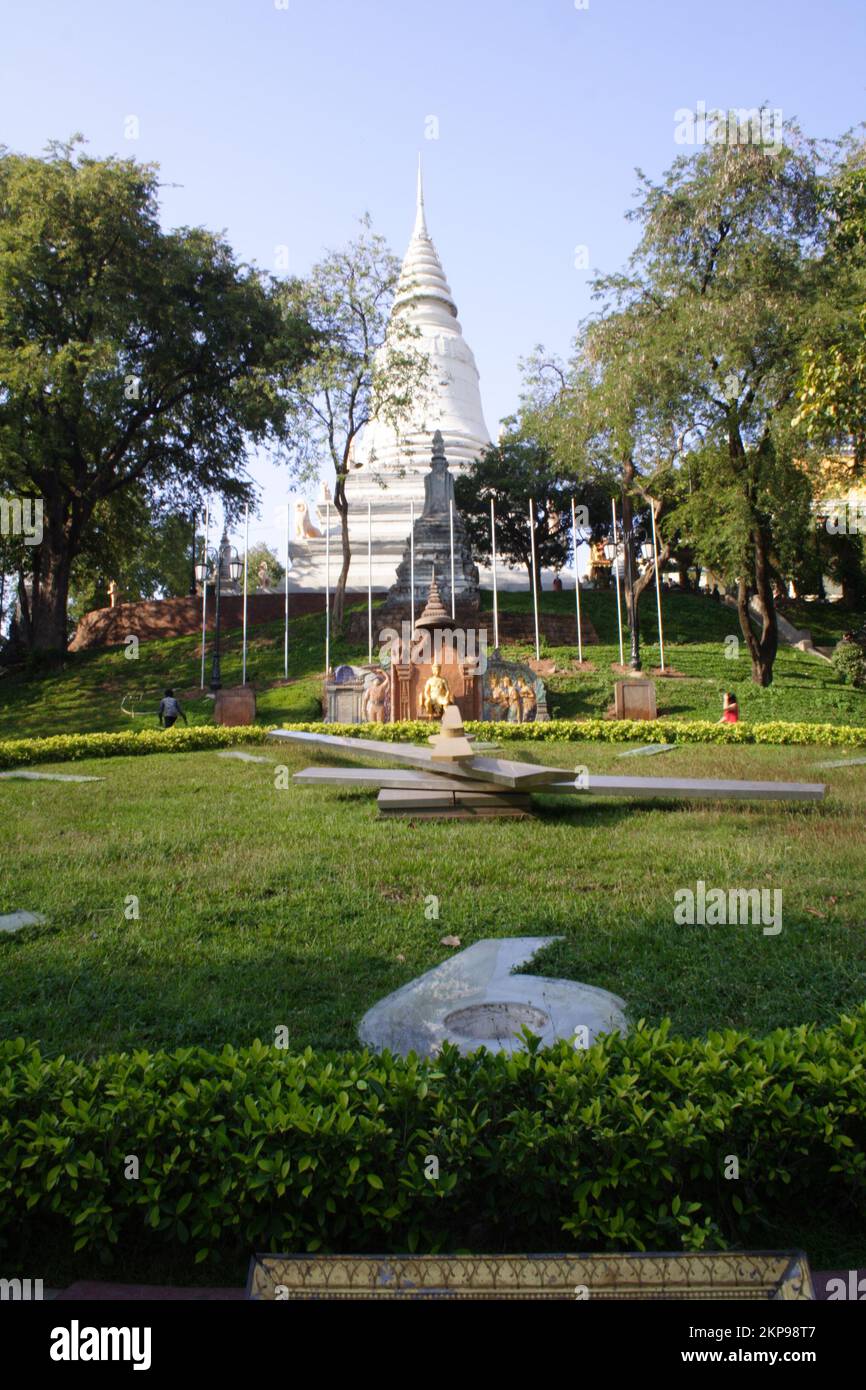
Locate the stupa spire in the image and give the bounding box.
[394,162,457,321]
[413,153,427,238]
[340,164,491,485]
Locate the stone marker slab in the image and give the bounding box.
[358,937,627,1058]
[214,685,257,727]
[813,756,866,770]
[216,750,275,764]
[295,764,824,804]
[0,771,104,782]
[270,729,561,789]
[248,1250,814,1301]
[616,743,676,758]
[0,910,47,934]
[545,774,825,802]
[613,678,657,721]
[376,788,531,819]
[295,766,526,791]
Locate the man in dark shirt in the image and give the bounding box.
[158,689,188,729]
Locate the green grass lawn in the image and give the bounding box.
[2,589,865,1283]
[2,739,863,1059]
[0,590,864,739]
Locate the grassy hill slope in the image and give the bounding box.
[0,590,862,739]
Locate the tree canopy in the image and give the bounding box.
[795,159,866,465]
[0,138,313,655]
[454,430,608,590]
[525,119,843,684]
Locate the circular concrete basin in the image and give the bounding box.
[443,1002,549,1043]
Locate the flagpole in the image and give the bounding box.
[367,499,373,665]
[611,497,625,666]
[490,496,499,651]
[449,497,456,620]
[324,501,331,677]
[242,503,249,685]
[529,497,540,661]
[410,499,415,634]
[199,501,209,690]
[284,500,290,680]
[571,498,583,664]
[650,503,666,673]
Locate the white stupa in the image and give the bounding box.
[289,163,492,592]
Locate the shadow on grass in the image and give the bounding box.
[0,947,413,1062]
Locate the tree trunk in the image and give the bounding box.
[28,539,72,658]
[634,542,671,609]
[524,555,543,602]
[728,418,778,686]
[736,531,778,686]
[331,474,351,631]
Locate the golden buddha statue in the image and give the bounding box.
[420,663,452,718]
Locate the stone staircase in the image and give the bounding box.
[347,604,597,650]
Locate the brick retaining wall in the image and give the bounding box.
[70,594,597,652]
[69,593,327,651]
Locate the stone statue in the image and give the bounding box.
[422,430,456,517]
[257,560,271,592]
[420,662,451,718]
[504,677,522,722]
[295,500,323,539]
[108,580,119,609]
[516,677,537,721]
[487,676,509,719]
[362,669,390,723]
[481,658,549,724]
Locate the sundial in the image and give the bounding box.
[269,706,825,819]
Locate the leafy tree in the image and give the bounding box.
[0,138,312,657]
[453,430,607,591]
[67,500,196,627]
[241,542,285,593]
[795,159,866,463]
[521,333,685,664]
[533,119,834,685]
[0,507,31,646]
[281,217,428,628]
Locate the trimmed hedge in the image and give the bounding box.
[1,1014,865,1266]
[832,639,866,688]
[0,724,274,769]
[1,716,865,770]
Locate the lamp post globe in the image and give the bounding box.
[195,534,242,694]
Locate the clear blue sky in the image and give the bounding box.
[2,0,864,552]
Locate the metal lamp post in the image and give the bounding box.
[605,525,643,673]
[189,512,199,596]
[195,538,242,692]
[603,534,625,668]
[622,521,641,672]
